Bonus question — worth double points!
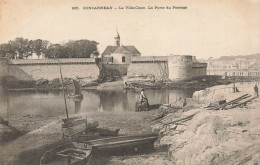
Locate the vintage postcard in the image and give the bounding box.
[0,0,260,164]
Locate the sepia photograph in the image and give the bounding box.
[0,0,260,164]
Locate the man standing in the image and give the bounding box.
[254,85,259,97]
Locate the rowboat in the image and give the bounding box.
[62,118,99,138]
[40,143,92,165]
[73,133,158,156]
[40,133,158,165]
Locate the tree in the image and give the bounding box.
[9,37,30,59]
[65,40,99,58]
[91,50,100,58]
[0,43,15,58]
[45,44,62,58]
[0,38,99,59]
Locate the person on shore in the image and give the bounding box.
[140,89,149,110]
[135,89,149,111]
[254,85,259,97]
[235,87,240,92]
[233,83,236,93]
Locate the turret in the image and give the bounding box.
[114,31,120,46]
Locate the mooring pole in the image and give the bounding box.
[57,58,69,119]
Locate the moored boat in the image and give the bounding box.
[62,117,88,138]
[41,133,158,165]
[73,133,158,156]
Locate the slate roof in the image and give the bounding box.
[102,45,141,56]
[113,46,133,54]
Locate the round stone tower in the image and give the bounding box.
[168,55,193,81]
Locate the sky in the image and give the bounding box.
[0,0,260,59]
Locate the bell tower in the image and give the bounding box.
[114,30,120,46]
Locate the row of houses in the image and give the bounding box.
[207,58,260,77]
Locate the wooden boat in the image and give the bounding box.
[62,118,100,138]
[41,133,158,165]
[73,133,158,156]
[62,117,88,138]
[68,80,83,99]
[40,143,92,165]
[56,60,89,139]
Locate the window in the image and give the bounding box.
[122,56,125,63]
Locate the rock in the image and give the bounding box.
[175,125,186,132]
[151,123,164,132]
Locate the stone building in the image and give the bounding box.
[101,31,141,64]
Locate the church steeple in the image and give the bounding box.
[114,29,120,46]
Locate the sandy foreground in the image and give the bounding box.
[0,93,260,165]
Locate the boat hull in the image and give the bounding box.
[92,136,157,156]
[62,118,87,138]
[62,123,87,138]
[74,134,158,156]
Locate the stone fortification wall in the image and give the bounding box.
[100,64,129,78]
[168,55,193,81]
[192,63,207,78]
[127,56,168,80]
[8,58,99,81]
[0,58,8,79]
[128,56,207,81]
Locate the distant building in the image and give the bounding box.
[207,58,260,77]
[101,31,141,64]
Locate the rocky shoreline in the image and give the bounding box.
[149,90,260,164]
[3,75,260,91]
[1,76,99,91]
[125,75,260,90]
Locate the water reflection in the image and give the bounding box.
[0,85,9,122]
[0,88,195,120]
[69,97,83,114]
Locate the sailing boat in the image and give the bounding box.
[56,58,87,138]
[68,79,83,99]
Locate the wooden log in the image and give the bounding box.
[221,95,252,110]
[214,94,249,110]
[162,113,197,126]
[224,96,258,110]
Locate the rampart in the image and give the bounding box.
[127,56,168,80]
[192,62,208,78]
[1,55,207,84]
[99,64,129,78]
[127,55,207,81]
[0,58,8,79]
[5,58,100,81]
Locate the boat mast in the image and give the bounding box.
[57,58,69,119]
